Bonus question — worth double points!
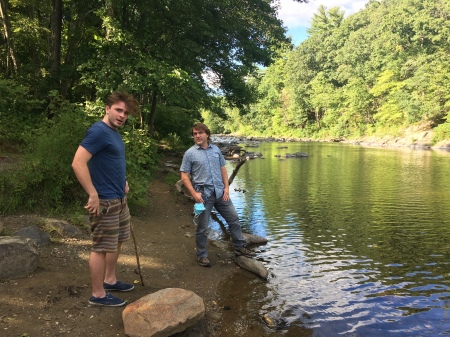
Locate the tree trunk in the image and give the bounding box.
[0,0,20,74]
[61,17,83,99]
[28,4,41,96]
[315,107,321,129]
[228,159,247,186]
[50,0,62,82]
[147,90,158,138]
[105,0,114,40]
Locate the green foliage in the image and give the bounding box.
[122,128,160,206]
[0,78,43,147]
[202,108,227,134]
[164,172,181,186]
[433,112,450,143]
[153,105,199,145]
[160,133,184,151]
[0,98,88,214]
[224,0,450,142]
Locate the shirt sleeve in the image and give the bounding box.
[180,150,192,173]
[81,124,105,155]
[218,149,226,167]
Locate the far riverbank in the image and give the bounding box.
[212,123,450,151]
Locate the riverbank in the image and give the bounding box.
[214,122,450,150]
[0,152,241,337]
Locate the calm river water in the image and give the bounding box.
[209,141,450,337]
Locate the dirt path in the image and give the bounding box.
[0,155,240,336]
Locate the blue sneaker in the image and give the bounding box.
[88,292,126,307]
[103,280,134,292]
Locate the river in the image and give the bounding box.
[208,141,450,337]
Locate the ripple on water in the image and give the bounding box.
[219,143,450,336]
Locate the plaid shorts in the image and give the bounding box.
[89,197,131,253]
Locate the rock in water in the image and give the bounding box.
[235,256,269,280]
[242,233,268,246]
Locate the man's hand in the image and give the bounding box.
[193,191,204,203]
[84,194,100,215]
[222,187,230,201]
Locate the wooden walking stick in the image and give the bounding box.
[130,221,145,286]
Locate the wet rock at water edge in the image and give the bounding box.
[242,233,268,246]
[234,255,269,280]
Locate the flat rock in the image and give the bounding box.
[122,288,205,337]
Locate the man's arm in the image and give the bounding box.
[72,145,100,215]
[181,172,204,203]
[220,166,230,201]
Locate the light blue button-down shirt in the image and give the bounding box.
[180,143,226,199]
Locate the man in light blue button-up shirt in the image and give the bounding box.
[180,123,256,267]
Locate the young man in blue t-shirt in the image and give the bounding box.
[72,92,138,306]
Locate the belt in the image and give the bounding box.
[102,197,126,204]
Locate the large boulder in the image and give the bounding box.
[0,236,39,280]
[122,288,205,337]
[14,225,51,247]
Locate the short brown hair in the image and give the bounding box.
[106,91,139,115]
[192,123,211,140]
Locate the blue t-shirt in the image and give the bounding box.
[180,143,226,199]
[80,121,126,199]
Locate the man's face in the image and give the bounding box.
[104,101,129,129]
[193,128,208,147]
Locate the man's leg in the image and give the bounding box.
[196,197,214,258]
[104,242,122,285]
[89,251,107,298]
[214,198,256,257]
[195,215,208,257]
[214,198,246,250]
[102,199,134,290]
[88,250,126,306]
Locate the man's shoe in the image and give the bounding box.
[197,256,211,267]
[103,280,134,292]
[234,246,256,257]
[88,292,126,307]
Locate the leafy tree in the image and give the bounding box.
[235,0,450,141]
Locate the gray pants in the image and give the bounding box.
[196,194,246,258]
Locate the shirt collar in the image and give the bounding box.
[195,143,212,150]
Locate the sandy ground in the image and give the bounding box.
[0,154,242,337]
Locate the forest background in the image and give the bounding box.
[0,0,449,220]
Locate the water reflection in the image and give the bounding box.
[212,142,450,336]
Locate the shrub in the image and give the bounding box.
[122,128,160,208]
[0,99,88,214]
